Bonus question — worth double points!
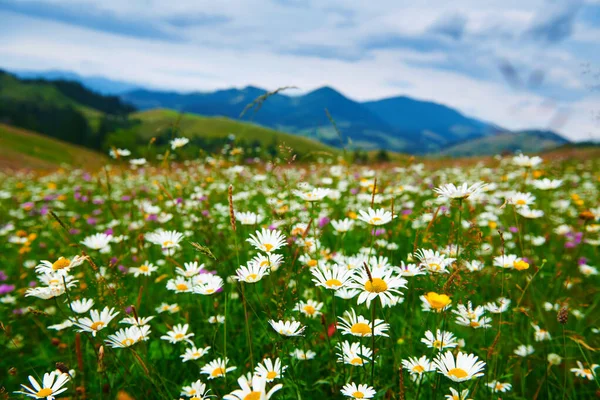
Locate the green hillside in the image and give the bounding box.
[440,130,569,157]
[0,123,107,170]
[106,109,337,159]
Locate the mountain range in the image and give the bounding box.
[8,69,571,155]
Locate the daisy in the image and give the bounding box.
[493,254,526,270]
[293,187,330,201]
[506,192,536,208]
[161,323,194,345]
[336,341,373,366]
[517,208,544,219]
[532,323,551,341]
[255,357,287,381]
[335,287,361,300]
[421,330,458,351]
[401,356,435,381]
[208,315,225,324]
[250,253,284,272]
[156,303,180,314]
[331,218,355,233]
[464,260,484,272]
[268,319,306,337]
[70,298,94,314]
[223,374,282,400]
[105,325,150,348]
[130,158,146,166]
[192,274,224,295]
[120,315,155,326]
[421,292,452,312]
[514,344,534,357]
[14,372,70,400]
[170,137,189,150]
[81,233,112,251]
[433,182,487,200]
[295,300,324,318]
[145,230,184,251]
[340,382,376,400]
[129,262,158,277]
[290,348,316,360]
[311,265,354,290]
[236,211,264,225]
[357,208,395,226]
[396,262,426,277]
[453,302,491,329]
[415,249,455,274]
[73,307,119,337]
[348,266,407,308]
[570,361,599,380]
[532,178,562,190]
[579,264,598,276]
[180,379,213,399]
[109,148,131,158]
[433,351,486,382]
[487,380,512,393]
[48,320,74,331]
[444,388,472,400]
[181,345,211,362]
[484,297,511,314]
[167,277,194,293]
[200,358,236,379]
[234,262,270,283]
[35,256,87,276]
[337,308,389,337]
[247,228,287,253]
[512,154,542,168]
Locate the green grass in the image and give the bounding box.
[441,132,567,157]
[124,108,338,156]
[0,123,106,169]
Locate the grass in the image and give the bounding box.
[0,123,107,170]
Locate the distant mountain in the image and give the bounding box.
[440,130,570,157]
[13,70,141,95]
[122,85,504,153]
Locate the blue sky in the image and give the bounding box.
[1,0,599,140]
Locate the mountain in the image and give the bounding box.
[440,130,570,157]
[13,70,141,95]
[121,85,502,153]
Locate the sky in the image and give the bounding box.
[1,0,599,141]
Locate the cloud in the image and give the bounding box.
[163,13,232,27]
[0,0,179,40]
[429,13,468,40]
[527,0,583,43]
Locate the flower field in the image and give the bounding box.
[0,151,599,400]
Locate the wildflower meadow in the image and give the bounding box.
[1,150,599,400]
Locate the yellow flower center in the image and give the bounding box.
[325,279,342,288]
[122,338,135,346]
[425,292,451,310]
[36,388,54,397]
[447,368,468,379]
[516,199,527,205]
[205,288,215,294]
[470,320,480,327]
[163,240,174,247]
[246,273,259,282]
[303,305,316,315]
[350,357,364,365]
[433,340,442,349]
[244,392,261,400]
[174,333,185,340]
[412,365,425,373]
[211,367,225,377]
[90,321,105,331]
[496,383,503,390]
[369,217,381,224]
[513,260,529,271]
[352,391,365,399]
[266,371,278,379]
[365,278,388,293]
[139,265,149,272]
[350,322,372,336]
[52,258,71,270]
[176,283,189,291]
[307,259,318,267]
[263,243,274,252]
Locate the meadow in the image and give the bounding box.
[0,147,598,400]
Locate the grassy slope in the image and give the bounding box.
[0,123,106,170]
[130,109,338,155]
